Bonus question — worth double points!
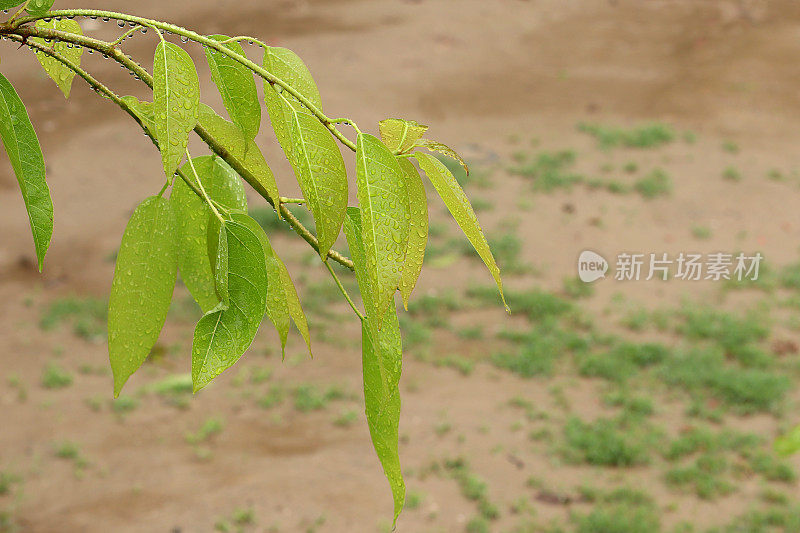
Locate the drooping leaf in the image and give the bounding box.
[397,159,427,309]
[355,133,410,329]
[254,230,311,357]
[414,152,507,310]
[108,196,178,397]
[344,207,405,525]
[198,103,246,160]
[205,35,260,142]
[153,41,200,178]
[31,19,83,98]
[242,139,280,208]
[192,214,268,392]
[171,155,247,313]
[415,138,469,175]
[24,0,53,15]
[379,118,428,154]
[0,72,53,271]
[121,95,156,138]
[212,221,229,307]
[263,46,346,258]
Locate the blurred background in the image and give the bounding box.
[3,0,800,531]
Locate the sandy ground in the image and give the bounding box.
[3,0,800,531]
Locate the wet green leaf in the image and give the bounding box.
[0,1,25,10]
[263,46,346,258]
[172,156,247,313]
[379,118,428,154]
[415,138,469,175]
[398,159,427,309]
[256,231,311,357]
[153,41,200,178]
[205,35,260,142]
[0,72,52,271]
[198,103,246,160]
[415,152,506,310]
[24,0,53,15]
[344,207,405,525]
[192,214,268,392]
[355,133,410,329]
[31,19,83,98]
[121,95,156,138]
[108,196,178,397]
[242,139,280,208]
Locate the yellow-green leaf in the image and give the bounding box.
[192,214,268,392]
[242,139,280,209]
[205,35,260,142]
[153,41,200,178]
[415,139,469,175]
[414,152,506,310]
[108,196,178,397]
[0,72,52,271]
[31,19,83,98]
[398,159,427,309]
[379,118,428,154]
[198,103,246,160]
[356,133,410,329]
[344,207,405,525]
[256,231,311,357]
[263,46,346,258]
[121,95,156,139]
[24,0,53,15]
[172,156,247,313]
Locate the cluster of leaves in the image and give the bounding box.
[0,3,506,524]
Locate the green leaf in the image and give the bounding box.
[242,139,280,208]
[211,220,229,307]
[398,159,427,310]
[263,46,346,258]
[256,231,311,357]
[121,96,156,138]
[108,196,178,397]
[172,155,247,313]
[0,72,53,271]
[344,207,405,525]
[30,19,83,98]
[192,214,268,392]
[355,133,410,329]
[153,41,200,178]
[198,103,246,160]
[415,139,470,175]
[24,0,53,15]
[414,152,507,310]
[379,118,428,154]
[0,1,25,10]
[205,35,260,142]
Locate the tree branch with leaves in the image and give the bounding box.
[0,1,507,525]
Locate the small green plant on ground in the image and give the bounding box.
[577,122,675,149]
[634,168,672,199]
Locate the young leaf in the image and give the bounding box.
[414,152,507,310]
[0,72,53,271]
[108,196,178,397]
[198,103,246,160]
[415,139,470,175]
[205,35,261,142]
[344,207,405,525]
[31,19,84,98]
[171,155,247,313]
[24,0,53,15]
[0,1,25,10]
[263,47,346,258]
[121,96,156,138]
[398,159,428,309]
[355,133,410,329]
[256,231,311,357]
[153,41,200,178]
[379,118,428,154]
[192,214,268,392]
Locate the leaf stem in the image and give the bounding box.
[185,149,225,223]
[279,197,306,205]
[325,261,364,321]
